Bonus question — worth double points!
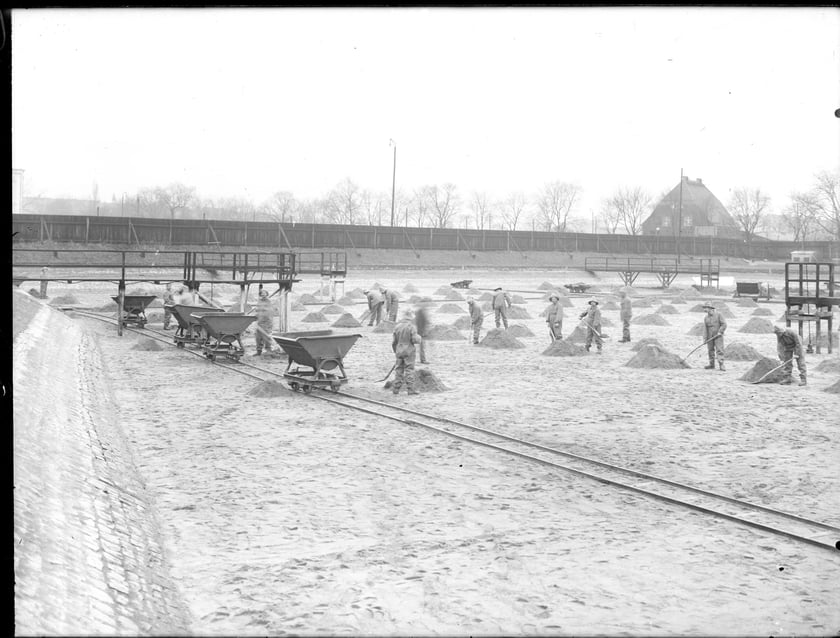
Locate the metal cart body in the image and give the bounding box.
[169,304,224,347]
[193,312,256,362]
[273,329,362,393]
[112,295,158,329]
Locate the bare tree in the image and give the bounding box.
[470,191,492,230]
[262,191,298,223]
[324,178,361,225]
[428,183,461,229]
[729,187,771,245]
[153,183,196,219]
[601,187,651,235]
[782,193,818,242]
[358,189,390,225]
[214,196,259,221]
[535,181,581,232]
[498,191,527,231]
[795,171,840,240]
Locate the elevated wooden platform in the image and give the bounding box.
[584,257,720,288]
[784,262,837,353]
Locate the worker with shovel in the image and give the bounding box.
[254,289,275,356]
[580,299,603,354]
[364,289,384,326]
[773,325,807,386]
[545,293,564,342]
[467,299,483,344]
[702,302,727,371]
[391,308,422,396]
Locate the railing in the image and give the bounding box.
[585,257,720,274]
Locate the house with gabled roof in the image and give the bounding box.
[641,176,741,239]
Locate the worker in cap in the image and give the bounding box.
[579,298,603,353]
[365,288,384,326]
[618,290,633,343]
[414,303,431,364]
[492,286,512,330]
[545,293,564,342]
[773,325,807,386]
[467,298,483,345]
[702,302,727,371]
[254,288,275,356]
[162,282,175,330]
[382,286,400,322]
[391,308,422,395]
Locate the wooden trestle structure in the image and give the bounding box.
[584,257,720,289]
[784,262,837,354]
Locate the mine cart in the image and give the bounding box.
[192,312,256,362]
[734,281,770,301]
[564,283,591,293]
[112,295,158,329]
[169,304,224,348]
[450,279,473,289]
[273,329,362,393]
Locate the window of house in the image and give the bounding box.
[682,215,693,227]
[661,216,671,227]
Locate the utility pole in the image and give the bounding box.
[389,139,397,227]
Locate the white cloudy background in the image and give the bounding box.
[11,7,840,222]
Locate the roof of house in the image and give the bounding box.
[644,177,737,228]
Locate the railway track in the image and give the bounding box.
[68,307,840,554]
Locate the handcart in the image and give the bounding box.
[450,279,473,289]
[564,282,591,294]
[192,312,256,362]
[169,304,224,348]
[273,329,362,393]
[112,295,158,329]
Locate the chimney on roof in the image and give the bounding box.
[697,178,702,184]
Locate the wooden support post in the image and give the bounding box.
[85,217,90,243]
[117,280,125,337]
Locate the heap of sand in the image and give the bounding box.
[478,292,493,301]
[657,305,679,315]
[511,295,527,304]
[618,286,640,296]
[724,342,763,361]
[631,337,663,351]
[297,293,320,305]
[538,281,556,290]
[625,344,690,369]
[507,324,535,338]
[290,301,306,312]
[751,307,774,316]
[632,314,670,326]
[689,304,707,312]
[336,295,356,306]
[736,298,759,308]
[437,303,466,314]
[687,322,707,336]
[435,285,453,295]
[131,338,163,351]
[385,368,448,393]
[738,318,776,334]
[301,312,329,323]
[507,306,532,320]
[348,289,367,298]
[541,340,588,356]
[681,287,702,297]
[332,313,362,328]
[372,320,396,333]
[824,379,840,394]
[452,316,472,330]
[444,290,465,301]
[740,357,787,383]
[601,301,620,311]
[719,307,736,319]
[670,297,687,304]
[815,358,840,374]
[425,325,464,340]
[403,283,419,293]
[321,304,345,315]
[248,380,290,397]
[126,285,157,296]
[48,294,80,306]
[633,298,654,308]
[479,328,525,349]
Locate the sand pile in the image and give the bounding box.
[435,286,453,295]
[657,305,679,315]
[814,332,839,348]
[290,301,306,311]
[385,368,448,393]
[297,293,320,305]
[126,285,156,296]
[147,298,164,308]
[625,345,690,369]
[321,304,345,315]
[682,287,701,297]
[670,297,687,305]
[824,379,840,394]
[479,328,525,349]
[687,323,706,336]
[718,307,735,319]
[738,318,776,334]
[618,286,639,296]
[332,313,362,328]
[146,311,164,323]
[49,294,80,306]
[507,324,535,338]
[336,295,356,305]
[437,303,466,314]
[538,281,556,290]
[631,337,662,352]
[558,298,575,308]
[633,299,654,308]
[507,306,532,320]
[248,380,290,397]
[511,295,527,304]
[425,325,464,341]
[601,301,619,311]
[736,298,759,308]
[724,342,763,361]
[751,307,774,316]
[478,292,493,301]
[815,358,840,374]
[541,340,588,356]
[566,325,587,342]
[632,314,670,326]
[740,357,787,383]
[481,302,493,313]
[301,312,329,323]
[131,338,163,351]
[689,304,707,312]
[452,316,472,330]
[372,320,396,333]
[403,283,419,293]
[444,290,465,301]
[348,289,367,299]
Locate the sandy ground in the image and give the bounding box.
[14,268,840,636]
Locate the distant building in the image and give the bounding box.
[641,176,741,239]
[22,196,100,216]
[13,170,24,214]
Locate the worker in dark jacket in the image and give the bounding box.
[382,287,400,322]
[162,283,175,330]
[580,299,603,353]
[702,302,727,371]
[618,291,633,343]
[545,293,564,342]
[254,289,275,355]
[391,309,422,395]
[364,289,384,326]
[773,325,807,385]
[467,299,483,344]
[492,287,512,329]
[415,304,431,364]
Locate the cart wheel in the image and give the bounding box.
[330,381,341,393]
[207,353,216,361]
[289,382,299,392]
[176,342,184,348]
[302,385,312,394]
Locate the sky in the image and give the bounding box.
[11,7,840,224]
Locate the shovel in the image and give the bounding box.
[579,319,608,340]
[680,334,720,364]
[377,362,397,383]
[751,358,793,385]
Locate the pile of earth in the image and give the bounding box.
[724,342,763,361]
[479,328,525,349]
[565,325,609,342]
[815,358,840,374]
[656,305,679,315]
[538,281,557,290]
[384,368,448,393]
[510,295,527,304]
[297,293,320,305]
[735,298,759,308]
[507,306,532,320]
[478,292,493,301]
[670,297,687,305]
[687,322,707,336]
[452,316,472,330]
[248,380,290,397]
[625,344,690,369]
[507,324,535,338]
[321,304,345,315]
[332,313,362,328]
[48,294,80,306]
[631,337,663,352]
[814,332,839,348]
[748,307,771,317]
[437,303,466,314]
[131,338,163,351]
[425,325,464,341]
[824,379,840,394]
[541,340,588,356]
[632,298,654,308]
[290,301,306,311]
[739,357,787,383]
[372,320,396,333]
[301,312,329,323]
[336,295,357,305]
[632,314,670,326]
[601,301,620,311]
[718,307,736,318]
[126,285,157,296]
[145,311,164,323]
[618,286,639,296]
[681,287,702,298]
[348,289,367,298]
[444,290,465,301]
[146,298,164,308]
[738,318,775,333]
[689,304,708,313]
[403,283,419,293]
[409,295,434,304]
[435,286,453,295]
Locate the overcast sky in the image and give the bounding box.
[11,7,840,223]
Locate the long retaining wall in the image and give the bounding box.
[13,213,840,262]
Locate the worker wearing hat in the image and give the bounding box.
[381,286,400,322]
[162,282,175,330]
[618,290,633,343]
[773,325,807,386]
[391,308,422,395]
[467,298,484,344]
[254,288,275,356]
[492,286,512,330]
[579,299,603,353]
[364,288,384,326]
[702,302,727,371]
[545,293,564,342]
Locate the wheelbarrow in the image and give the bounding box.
[450,279,473,289]
[192,312,256,362]
[112,295,158,329]
[273,329,362,393]
[169,304,224,348]
[564,283,591,294]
